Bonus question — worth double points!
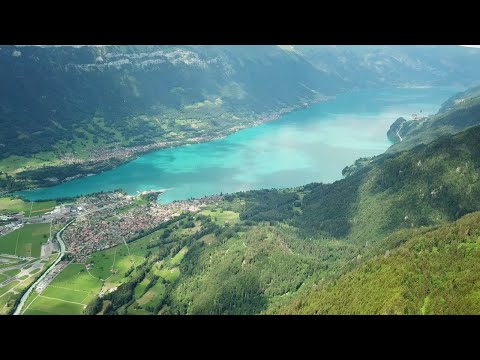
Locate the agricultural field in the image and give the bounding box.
[0,197,56,216]
[0,223,50,257]
[23,263,103,315]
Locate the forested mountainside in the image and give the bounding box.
[86,121,480,315]
[2,45,480,162]
[279,211,480,315]
[387,91,480,152]
[0,45,340,159]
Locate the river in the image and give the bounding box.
[18,87,461,203]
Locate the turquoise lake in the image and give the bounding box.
[19,87,461,203]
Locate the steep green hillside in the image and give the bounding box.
[237,124,480,246]
[279,212,480,315]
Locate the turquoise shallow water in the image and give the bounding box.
[19,87,461,203]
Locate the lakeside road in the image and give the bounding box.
[13,219,72,315]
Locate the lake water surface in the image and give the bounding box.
[19,87,461,203]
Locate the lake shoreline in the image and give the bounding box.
[7,95,333,198]
[14,86,460,203]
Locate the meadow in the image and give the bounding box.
[199,209,239,226]
[0,223,50,257]
[23,263,102,315]
[0,197,56,216]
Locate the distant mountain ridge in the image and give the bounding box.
[2,45,480,162]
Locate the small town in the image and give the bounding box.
[62,192,223,262]
[1,190,223,263]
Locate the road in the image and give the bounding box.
[13,219,72,315]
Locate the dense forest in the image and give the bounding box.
[279,211,480,314]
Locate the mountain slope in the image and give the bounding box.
[279,211,480,315]
[294,45,480,88]
[0,45,341,160]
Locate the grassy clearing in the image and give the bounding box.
[88,244,144,282]
[169,247,188,267]
[156,267,180,283]
[0,223,50,257]
[200,233,215,245]
[138,281,166,307]
[199,209,240,226]
[134,278,151,299]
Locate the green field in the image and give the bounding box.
[134,278,151,299]
[3,268,21,277]
[199,209,239,226]
[137,281,166,308]
[169,247,188,266]
[88,244,144,282]
[23,296,85,315]
[0,223,50,257]
[0,152,61,175]
[0,197,56,216]
[42,286,91,303]
[24,263,103,315]
[156,267,180,282]
[0,273,6,283]
[0,257,23,268]
[0,281,19,296]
